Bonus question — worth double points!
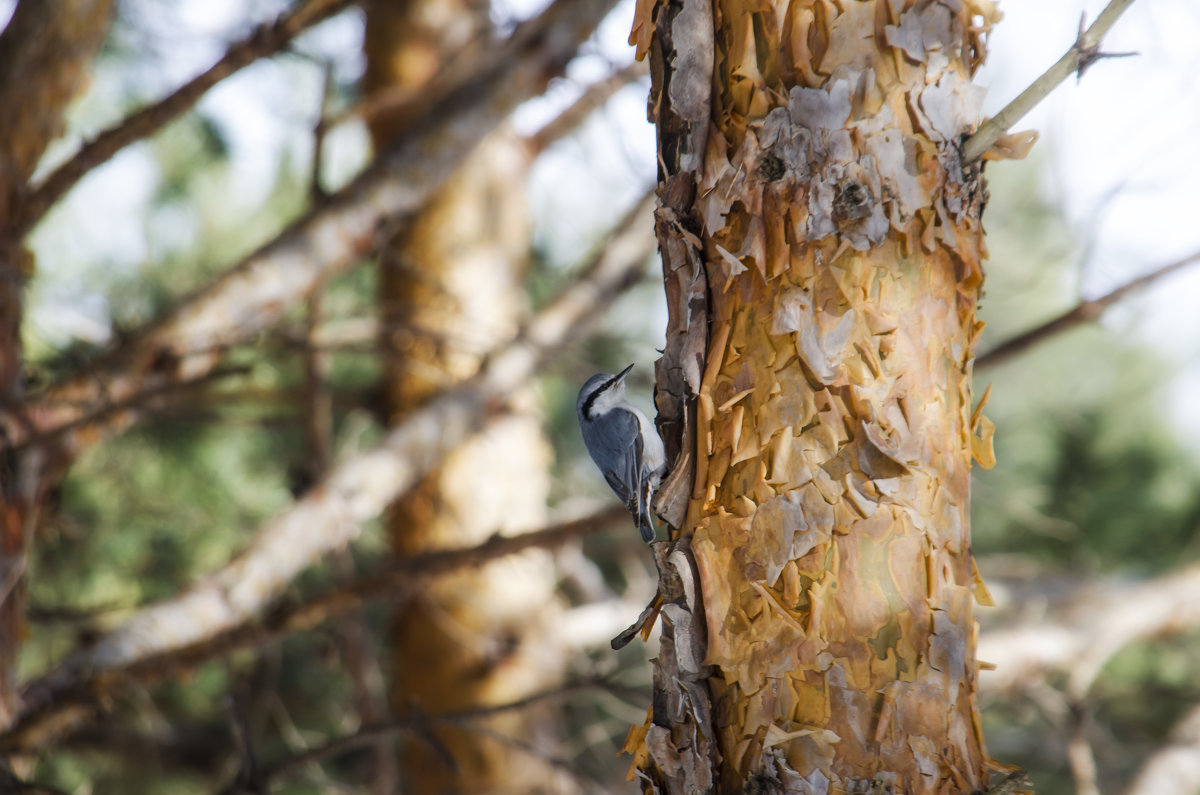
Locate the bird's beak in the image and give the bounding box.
[616,363,635,382]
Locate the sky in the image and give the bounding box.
[13,0,1200,433]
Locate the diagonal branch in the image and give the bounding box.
[961,0,1138,163]
[977,247,1200,370]
[14,0,355,236]
[977,563,1200,697]
[1,192,655,753]
[4,506,629,754]
[524,59,649,157]
[223,677,624,794]
[3,0,621,464]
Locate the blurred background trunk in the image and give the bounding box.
[363,2,565,791]
[0,0,116,727]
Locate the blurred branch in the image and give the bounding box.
[978,563,1200,696]
[309,60,336,203]
[1067,701,1100,795]
[960,0,1137,163]
[4,364,250,455]
[1125,700,1200,795]
[221,678,617,794]
[3,0,621,465]
[524,60,648,157]
[2,191,654,752]
[977,247,1200,370]
[0,770,70,795]
[2,505,629,753]
[14,0,355,235]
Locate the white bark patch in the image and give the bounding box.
[790,81,851,132]
[758,106,808,177]
[908,734,941,779]
[772,288,857,384]
[917,72,987,144]
[889,2,956,60]
[864,128,929,224]
[884,11,926,62]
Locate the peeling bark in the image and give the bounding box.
[631,1,998,791]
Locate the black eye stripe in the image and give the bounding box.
[581,373,622,420]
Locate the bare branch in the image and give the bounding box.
[2,506,629,753]
[961,0,1138,163]
[2,192,654,752]
[524,60,649,157]
[3,0,622,463]
[978,564,1200,696]
[0,0,116,214]
[977,248,1200,370]
[1067,701,1100,795]
[223,679,618,794]
[14,0,355,235]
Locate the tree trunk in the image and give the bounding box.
[364,3,564,791]
[630,0,998,791]
[0,0,115,728]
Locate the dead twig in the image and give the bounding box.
[961,0,1138,163]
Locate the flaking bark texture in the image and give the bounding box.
[364,3,563,791]
[630,0,999,792]
[0,0,115,728]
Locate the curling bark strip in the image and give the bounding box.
[631,0,999,791]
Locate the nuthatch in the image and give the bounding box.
[576,364,666,542]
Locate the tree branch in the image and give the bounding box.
[14,0,355,235]
[222,678,620,794]
[524,59,648,157]
[2,506,629,753]
[3,0,621,464]
[977,563,1200,696]
[1067,700,1100,795]
[1,191,654,752]
[976,247,1200,370]
[961,0,1138,163]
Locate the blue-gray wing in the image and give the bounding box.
[581,408,642,517]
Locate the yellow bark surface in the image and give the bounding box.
[634,0,1001,792]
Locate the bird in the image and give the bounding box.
[576,363,666,542]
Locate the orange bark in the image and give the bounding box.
[634,0,999,791]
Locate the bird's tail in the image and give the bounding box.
[636,467,664,543]
[636,506,655,543]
